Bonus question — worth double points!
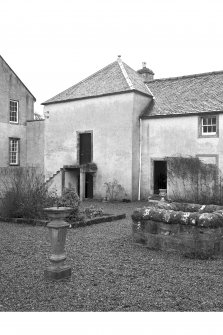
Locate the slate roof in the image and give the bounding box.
[143,71,223,118]
[43,60,152,105]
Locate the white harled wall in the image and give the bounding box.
[141,114,223,199]
[44,93,138,199]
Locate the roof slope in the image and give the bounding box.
[43,59,151,105]
[143,71,223,118]
[0,55,36,101]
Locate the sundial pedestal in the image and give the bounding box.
[44,207,72,280]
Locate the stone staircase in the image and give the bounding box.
[45,169,62,185]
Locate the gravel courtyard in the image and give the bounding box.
[0,200,223,312]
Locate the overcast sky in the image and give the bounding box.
[1,0,223,114]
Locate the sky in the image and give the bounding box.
[1,0,223,114]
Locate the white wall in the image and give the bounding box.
[141,114,223,199]
[44,93,136,199]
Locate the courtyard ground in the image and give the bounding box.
[0,200,223,312]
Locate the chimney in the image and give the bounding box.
[137,62,154,81]
[117,55,122,62]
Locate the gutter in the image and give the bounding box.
[42,89,152,106]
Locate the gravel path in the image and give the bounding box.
[0,200,223,312]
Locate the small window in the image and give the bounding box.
[199,115,219,137]
[10,100,19,123]
[9,138,19,165]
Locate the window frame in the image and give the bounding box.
[198,114,219,138]
[9,100,19,124]
[9,138,20,166]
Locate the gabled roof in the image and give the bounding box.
[0,55,36,101]
[142,71,223,118]
[42,58,152,105]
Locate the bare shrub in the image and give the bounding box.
[104,179,127,201]
[0,167,58,219]
[167,156,223,204]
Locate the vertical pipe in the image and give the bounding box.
[138,118,142,201]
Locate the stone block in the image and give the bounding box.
[44,265,71,280]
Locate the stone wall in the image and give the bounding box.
[132,201,223,257]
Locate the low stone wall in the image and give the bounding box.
[132,201,223,257]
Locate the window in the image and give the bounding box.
[9,100,18,123]
[202,117,216,135]
[199,115,219,137]
[9,138,19,165]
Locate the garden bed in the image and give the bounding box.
[70,213,126,227]
[132,201,223,258]
[0,213,126,228]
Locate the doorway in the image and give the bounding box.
[79,132,92,164]
[153,160,167,194]
[85,173,93,198]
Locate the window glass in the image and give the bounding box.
[201,116,217,135]
[9,139,19,165]
[10,100,18,123]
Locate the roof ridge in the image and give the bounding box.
[122,61,154,96]
[117,59,134,90]
[0,55,36,101]
[44,60,118,103]
[146,70,223,83]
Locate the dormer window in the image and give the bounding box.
[10,100,19,123]
[199,115,219,137]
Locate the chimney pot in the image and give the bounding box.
[137,62,154,81]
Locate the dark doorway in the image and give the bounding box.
[85,173,93,198]
[154,161,167,194]
[77,175,80,196]
[79,133,92,164]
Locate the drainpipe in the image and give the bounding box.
[138,118,142,201]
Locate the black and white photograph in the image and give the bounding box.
[0,0,222,333]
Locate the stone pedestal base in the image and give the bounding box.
[44,265,71,280]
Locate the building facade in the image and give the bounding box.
[2,55,223,201]
[0,55,36,168]
[140,71,223,199]
[42,58,152,200]
[42,57,223,201]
